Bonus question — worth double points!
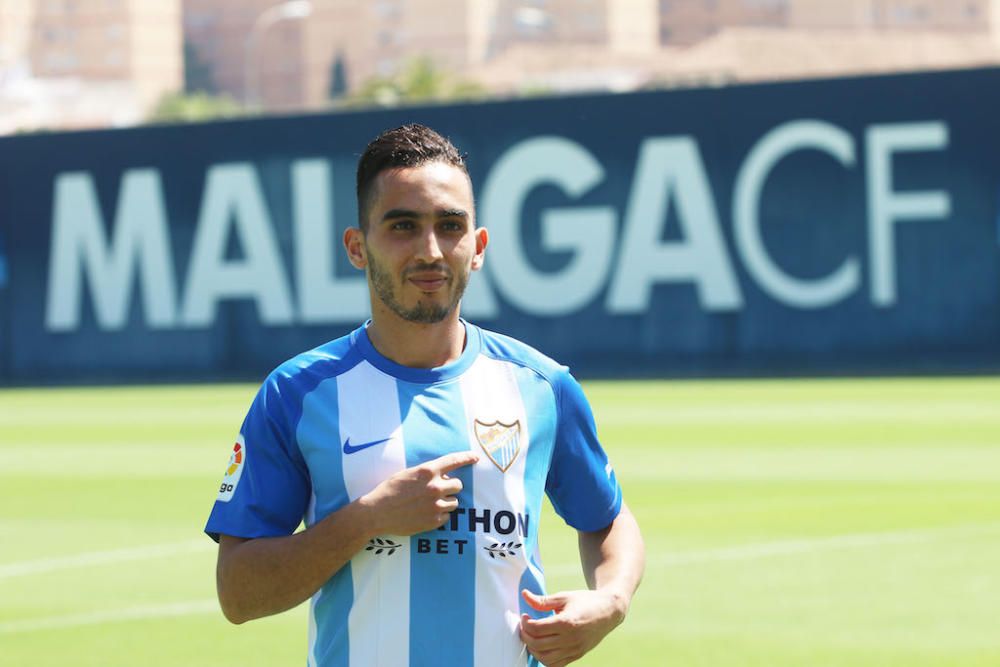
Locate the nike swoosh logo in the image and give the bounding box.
[342,436,392,455]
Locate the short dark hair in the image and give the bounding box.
[355,124,468,229]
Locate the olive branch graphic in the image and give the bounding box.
[365,537,401,556]
[484,541,522,559]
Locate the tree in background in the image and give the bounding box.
[342,56,485,108]
[147,40,245,124]
[147,92,246,124]
[328,51,349,102]
[184,40,217,95]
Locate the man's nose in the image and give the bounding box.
[414,228,444,263]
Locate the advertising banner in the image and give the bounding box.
[1,67,998,383]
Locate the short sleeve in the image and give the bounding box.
[204,373,311,542]
[544,370,622,532]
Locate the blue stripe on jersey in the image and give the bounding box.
[514,364,557,667]
[397,380,476,667]
[205,337,362,543]
[312,565,353,667]
[513,364,557,625]
[298,377,352,667]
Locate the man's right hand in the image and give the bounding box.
[359,451,479,536]
[216,450,480,624]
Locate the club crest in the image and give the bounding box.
[474,419,522,472]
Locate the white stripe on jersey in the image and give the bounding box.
[337,362,410,667]
[308,587,321,667]
[307,490,320,667]
[461,356,531,667]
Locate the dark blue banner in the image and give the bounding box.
[1,67,999,384]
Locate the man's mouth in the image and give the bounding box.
[407,273,449,291]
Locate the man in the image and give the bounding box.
[205,124,644,667]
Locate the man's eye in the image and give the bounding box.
[391,221,415,230]
[441,221,463,232]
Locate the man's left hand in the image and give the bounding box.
[519,588,626,667]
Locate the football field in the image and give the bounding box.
[1,377,999,666]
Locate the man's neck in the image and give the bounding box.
[365,310,466,369]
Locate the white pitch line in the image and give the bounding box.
[4,522,1000,635]
[546,521,1000,576]
[0,600,219,634]
[0,539,213,580]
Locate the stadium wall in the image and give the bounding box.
[0,67,998,384]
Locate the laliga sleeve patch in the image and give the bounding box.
[217,435,246,502]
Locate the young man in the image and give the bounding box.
[205,124,644,667]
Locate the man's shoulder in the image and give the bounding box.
[473,323,570,386]
[264,329,364,394]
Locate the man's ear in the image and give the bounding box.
[471,227,488,271]
[344,227,367,269]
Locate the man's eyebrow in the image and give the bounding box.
[380,208,470,221]
[381,208,419,221]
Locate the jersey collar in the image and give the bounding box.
[352,319,481,384]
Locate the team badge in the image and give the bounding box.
[474,420,522,472]
[217,435,246,502]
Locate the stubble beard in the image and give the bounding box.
[366,247,470,324]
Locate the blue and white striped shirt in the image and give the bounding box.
[206,321,622,667]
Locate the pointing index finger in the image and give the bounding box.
[431,451,480,474]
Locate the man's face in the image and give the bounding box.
[348,161,486,324]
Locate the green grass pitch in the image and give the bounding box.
[1,377,999,666]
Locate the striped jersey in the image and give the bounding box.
[205,321,622,667]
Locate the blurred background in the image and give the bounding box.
[1,2,1000,667]
[2,0,1000,132]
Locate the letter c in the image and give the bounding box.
[733,120,861,309]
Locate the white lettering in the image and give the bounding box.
[734,120,860,309]
[607,137,741,313]
[292,159,369,324]
[460,262,501,319]
[866,122,950,307]
[45,170,177,331]
[42,121,951,335]
[481,137,615,316]
[180,163,294,327]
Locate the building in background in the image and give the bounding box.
[470,0,660,93]
[183,0,488,111]
[488,0,659,55]
[0,0,182,133]
[299,0,500,109]
[184,0,1000,113]
[648,26,1000,88]
[183,0,310,111]
[183,0,660,110]
[476,0,1000,93]
[658,0,788,46]
[788,0,999,32]
[0,1,34,77]
[3,0,1000,133]
[649,0,1000,86]
[658,0,1000,44]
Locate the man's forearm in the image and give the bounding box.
[518,503,645,666]
[216,498,378,624]
[215,451,477,624]
[579,502,645,615]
